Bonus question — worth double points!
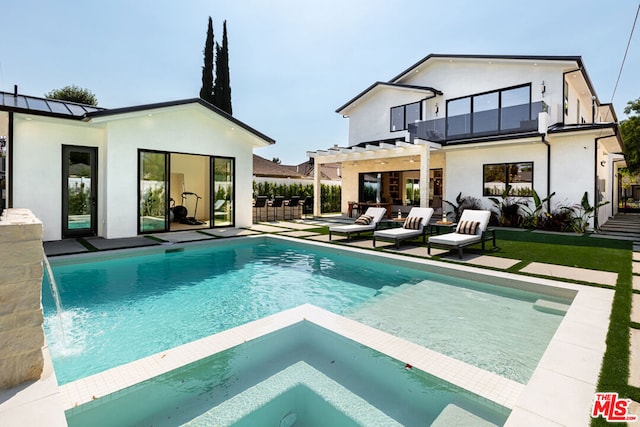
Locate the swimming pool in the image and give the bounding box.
[43,236,571,385]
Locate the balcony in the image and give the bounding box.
[408,101,546,143]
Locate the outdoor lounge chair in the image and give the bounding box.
[329,207,387,241]
[214,199,226,217]
[427,209,495,258]
[372,207,434,249]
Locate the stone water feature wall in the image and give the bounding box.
[0,208,45,389]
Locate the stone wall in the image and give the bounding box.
[0,208,45,389]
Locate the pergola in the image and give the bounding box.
[307,139,442,217]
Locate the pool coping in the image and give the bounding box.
[50,234,613,426]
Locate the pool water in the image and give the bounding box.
[64,322,510,426]
[43,238,568,385]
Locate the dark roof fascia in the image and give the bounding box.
[0,104,84,121]
[336,82,442,114]
[547,122,617,135]
[390,53,584,83]
[85,98,275,145]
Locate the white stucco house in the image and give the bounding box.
[0,90,274,241]
[308,54,623,229]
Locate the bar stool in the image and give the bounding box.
[269,196,285,221]
[287,196,301,219]
[253,196,268,222]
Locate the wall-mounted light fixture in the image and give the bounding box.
[434,103,439,116]
[541,81,546,97]
[600,160,606,167]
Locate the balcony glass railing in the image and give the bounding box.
[409,101,546,143]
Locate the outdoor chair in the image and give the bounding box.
[214,199,226,217]
[427,209,495,258]
[253,196,268,222]
[269,196,286,221]
[373,207,434,249]
[302,196,313,219]
[329,207,387,241]
[287,195,301,220]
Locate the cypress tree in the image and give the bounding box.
[199,17,215,104]
[213,20,232,115]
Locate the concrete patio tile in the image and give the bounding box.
[248,224,291,233]
[305,234,345,243]
[276,230,321,238]
[43,239,89,256]
[387,246,437,257]
[513,368,596,427]
[537,339,603,384]
[203,228,261,237]
[84,236,161,250]
[633,275,640,292]
[441,254,521,269]
[634,261,640,275]
[345,239,393,249]
[632,293,640,324]
[267,221,320,230]
[552,318,608,353]
[630,329,640,388]
[630,400,640,421]
[633,252,640,262]
[149,231,215,243]
[504,408,563,427]
[520,262,617,286]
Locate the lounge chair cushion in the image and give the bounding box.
[355,214,374,225]
[457,220,480,235]
[403,216,423,230]
[429,232,481,246]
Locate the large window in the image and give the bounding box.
[483,162,533,196]
[447,84,532,138]
[390,101,421,132]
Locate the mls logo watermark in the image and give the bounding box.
[591,392,638,422]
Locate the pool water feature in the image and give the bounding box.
[43,237,571,385]
[64,321,510,426]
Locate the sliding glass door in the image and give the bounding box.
[139,150,168,233]
[138,150,234,233]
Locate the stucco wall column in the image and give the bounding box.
[313,159,321,216]
[420,144,430,208]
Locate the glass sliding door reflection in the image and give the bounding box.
[139,151,168,233]
[212,157,234,226]
[62,145,97,238]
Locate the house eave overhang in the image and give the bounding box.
[548,122,622,153]
[86,98,275,146]
[390,53,584,83]
[336,82,442,116]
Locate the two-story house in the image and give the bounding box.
[308,54,623,229]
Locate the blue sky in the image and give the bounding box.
[1,1,638,164]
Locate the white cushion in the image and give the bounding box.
[429,232,481,246]
[330,223,376,233]
[374,228,423,239]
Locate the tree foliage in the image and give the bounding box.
[199,16,215,104]
[45,85,98,106]
[621,97,640,173]
[213,20,232,115]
